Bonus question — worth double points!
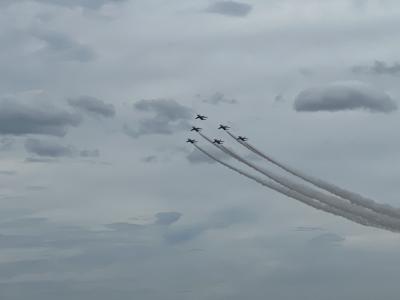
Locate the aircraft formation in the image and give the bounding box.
[188,114,247,145]
[185,113,400,233]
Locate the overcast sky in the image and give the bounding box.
[1,0,400,299]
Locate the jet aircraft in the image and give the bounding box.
[218,124,230,130]
[190,126,201,132]
[213,139,224,145]
[195,114,207,120]
[237,136,248,141]
[186,139,197,144]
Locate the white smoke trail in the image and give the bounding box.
[198,132,400,231]
[225,130,400,220]
[193,144,393,232]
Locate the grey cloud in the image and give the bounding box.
[124,120,174,137]
[299,68,314,77]
[155,212,182,226]
[33,0,127,9]
[208,207,256,228]
[79,149,100,158]
[1,211,397,300]
[31,29,95,63]
[25,139,98,158]
[0,99,81,136]
[134,99,192,121]
[165,207,255,244]
[294,81,397,113]
[25,138,74,157]
[141,155,157,163]
[202,92,238,105]
[295,226,325,232]
[308,233,345,247]
[26,185,47,191]
[0,234,44,249]
[205,1,252,17]
[186,147,230,164]
[0,137,14,151]
[68,96,115,118]
[352,60,400,76]
[0,211,187,270]
[164,224,205,244]
[125,99,192,138]
[106,212,182,230]
[352,0,368,10]
[0,217,47,229]
[25,157,57,163]
[274,94,285,102]
[0,170,16,176]
[104,222,143,232]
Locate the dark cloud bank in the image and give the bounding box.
[294,81,397,113]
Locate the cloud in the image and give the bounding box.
[25,157,57,163]
[205,1,252,17]
[0,99,81,136]
[274,94,285,102]
[352,0,368,10]
[124,99,192,138]
[25,139,99,159]
[68,96,115,118]
[33,0,127,9]
[26,186,47,191]
[79,149,100,158]
[295,226,325,232]
[134,99,192,121]
[0,170,16,176]
[105,211,181,231]
[308,233,345,247]
[141,155,157,163]
[104,222,143,232]
[31,29,95,62]
[25,138,74,157]
[155,212,182,226]
[0,137,13,151]
[0,217,47,229]
[352,60,400,76]
[202,92,237,105]
[186,147,230,164]
[294,81,397,113]
[299,68,314,77]
[165,207,255,244]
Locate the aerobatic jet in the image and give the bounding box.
[190,126,201,132]
[237,136,248,142]
[213,139,224,145]
[186,138,197,144]
[195,114,207,120]
[218,124,230,130]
